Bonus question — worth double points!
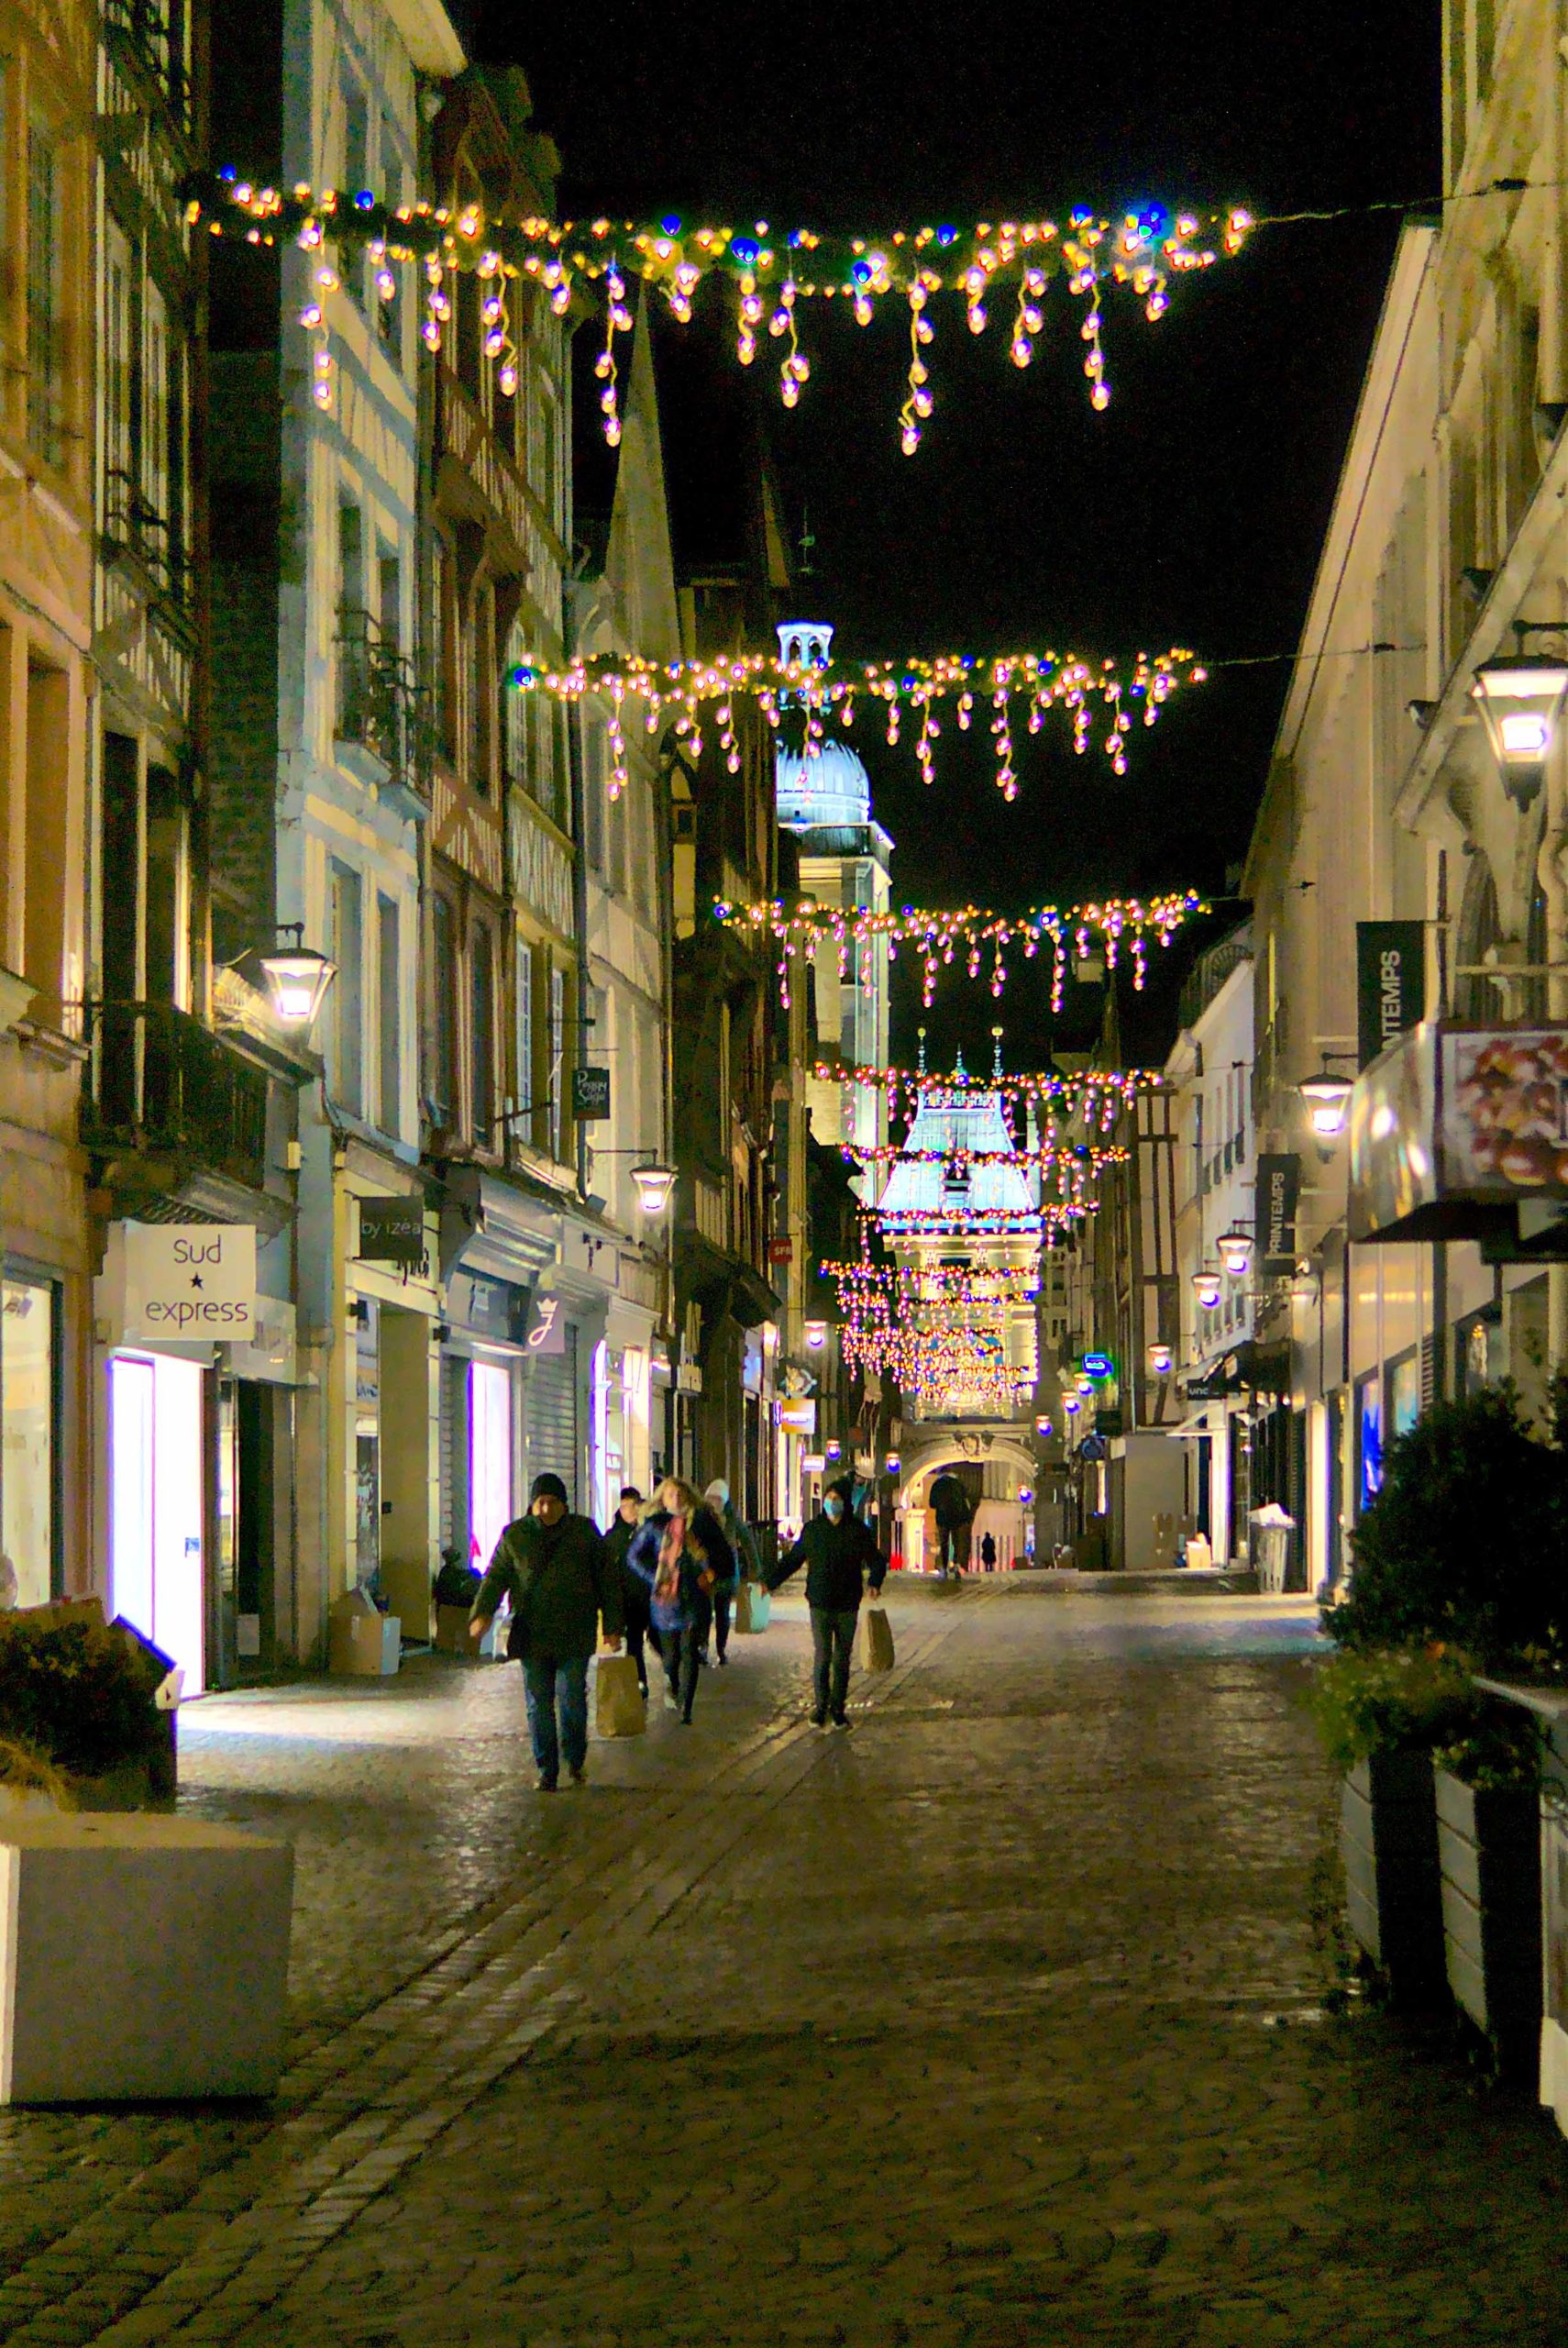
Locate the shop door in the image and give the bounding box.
[469,1359,513,1567]
[2,1272,59,1606]
[109,1352,204,1694]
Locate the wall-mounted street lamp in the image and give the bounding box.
[259,925,337,1027]
[629,1162,678,1214]
[1217,1224,1253,1278]
[804,1318,828,1350]
[1192,1268,1223,1311]
[1035,1412,1054,1435]
[1063,1393,1081,1415]
[1470,655,1568,809]
[1149,1341,1174,1375]
[884,1451,901,1475]
[1075,1373,1095,1396]
[1298,1064,1354,1138]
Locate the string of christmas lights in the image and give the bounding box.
[508,647,1202,793]
[189,171,1253,446]
[845,1141,1130,1171]
[816,1058,1165,1132]
[718,893,1204,1009]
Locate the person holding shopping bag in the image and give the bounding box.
[770,1477,886,1731]
[469,1474,623,1790]
[701,1478,760,1665]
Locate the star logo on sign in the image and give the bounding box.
[189,1275,204,1290]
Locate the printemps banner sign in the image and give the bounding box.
[123,1224,256,1343]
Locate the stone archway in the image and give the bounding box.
[894,1434,1038,1572]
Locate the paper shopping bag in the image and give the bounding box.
[859,1603,894,1671]
[595,1653,646,1737]
[735,1580,770,1633]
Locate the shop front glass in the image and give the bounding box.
[108,1351,205,1692]
[469,1358,513,1567]
[2,1273,58,1607]
[1355,1372,1383,1513]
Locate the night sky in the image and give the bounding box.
[469,0,1441,1064]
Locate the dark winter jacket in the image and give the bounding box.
[771,1512,887,1611]
[712,1501,761,1588]
[928,1473,974,1530]
[626,1507,733,1633]
[471,1512,622,1661]
[605,1512,650,1622]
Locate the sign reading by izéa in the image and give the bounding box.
[123,1223,256,1343]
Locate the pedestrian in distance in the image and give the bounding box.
[701,1477,761,1665]
[928,1470,974,1580]
[770,1476,887,1731]
[469,1473,624,1791]
[604,1486,654,1695]
[980,1530,998,1571]
[627,1479,730,1723]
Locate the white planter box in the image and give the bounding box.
[0,1812,293,2103]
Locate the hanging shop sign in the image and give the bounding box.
[571,1066,611,1121]
[122,1223,255,1343]
[1351,1024,1568,1250]
[1356,922,1425,1069]
[1255,1154,1300,1276]
[778,1399,817,1436]
[524,1290,569,1356]
[767,1237,794,1265]
[358,1197,426,1267]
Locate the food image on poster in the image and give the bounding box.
[1441,1031,1568,1191]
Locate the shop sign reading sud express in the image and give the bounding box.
[123,1223,256,1343]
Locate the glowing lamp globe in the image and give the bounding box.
[630,1162,678,1214]
[804,1319,828,1350]
[1299,1068,1353,1138]
[1470,657,1568,808]
[1192,1268,1223,1311]
[1063,1393,1081,1415]
[259,943,336,1027]
[1149,1341,1174,1375]
[1218,1226,1253,1277]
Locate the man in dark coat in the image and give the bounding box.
[604,1485,652,1695]
[928,1470,974,1579]
[469,1473,623,1790]
[770,1478,886,1730]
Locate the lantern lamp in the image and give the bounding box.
[1149,1341,1174,1375]
[1299,1066,1353,1138]
[804,1318,828,1349]
[1217,1225,1253,1277]
[1192,1268,1223,1311]
[630,1162,678,1214]
[259,925,337,1027]
[1470,656,1568,809]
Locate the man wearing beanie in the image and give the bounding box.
[469,1473,623,1789]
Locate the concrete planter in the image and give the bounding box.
[1340,1751,1445,2004]
[0,1811,293,2103]
[1434,1767,1542,2081]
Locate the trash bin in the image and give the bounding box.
[1248,1502,1296,1594]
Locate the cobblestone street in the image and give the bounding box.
[4,1579,1568,2347]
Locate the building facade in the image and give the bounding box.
[0,0,97,1608]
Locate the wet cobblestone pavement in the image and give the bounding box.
[3,1578,1567,2346]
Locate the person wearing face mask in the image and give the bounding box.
[768,1477,887,1730]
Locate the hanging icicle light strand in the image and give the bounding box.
[188,172,1253,448]
[816,1059,1165,1131]
[718,892,1204,1009]
[507,646,1203,794]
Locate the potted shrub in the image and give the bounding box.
[0,1605,177,1809]
[1312,1645,1474,2005]
[1318,1382,1568,2020]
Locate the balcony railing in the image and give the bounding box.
[84,1002,270,1191]
[102,0,192,129]
[336,608,426,797]
[101,471,195,651]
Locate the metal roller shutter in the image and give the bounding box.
[525,1324,580,1508]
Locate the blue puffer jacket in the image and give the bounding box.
[627,1507,732,1633]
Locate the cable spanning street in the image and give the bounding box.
[2,1584,1565,2347]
